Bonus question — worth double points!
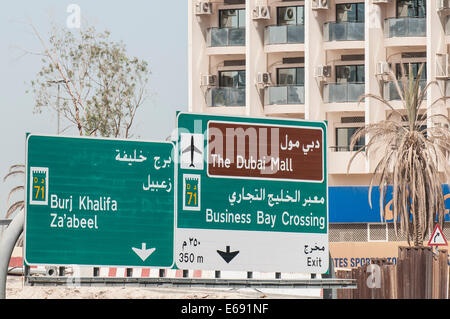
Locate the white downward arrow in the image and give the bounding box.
[131,243,156,262]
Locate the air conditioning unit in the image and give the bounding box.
[195,2,212,15]
[252,5,270,20]
[437,0,450,11]
[256,72,272,86]
[201,74,217,87]
[377,61,390,75]
[435,53,450,79]
[313,0,329,10]
[314,65,332,78]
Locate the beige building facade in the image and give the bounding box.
[188,0,450,267]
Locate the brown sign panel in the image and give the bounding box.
[207,121,323,181]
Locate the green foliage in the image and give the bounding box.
[29,24,150,138]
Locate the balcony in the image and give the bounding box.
[264,85,305,105]
[207,27,245,47]
[384,17,426,46]
[264,24,304,47]
[206,87,245,107]
[323,22,364,50]
[206,27,245,55]
[264,25,305,53]
[323,82,365,104]
[328,149,366,174]
[263,85,305,114]
[323,22,364,41]
[383,79,427,101]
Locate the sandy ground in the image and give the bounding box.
[6,275,320,299]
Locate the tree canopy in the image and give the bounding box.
[29,23,150,138]
[348,63,450,246]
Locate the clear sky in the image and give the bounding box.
[0,1,188,217]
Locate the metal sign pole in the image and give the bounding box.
[0,210,24,299]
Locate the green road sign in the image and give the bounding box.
[25,135,175,268]
[175,113,328,273]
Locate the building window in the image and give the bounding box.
[277,67,304,85]
[395,62,427,79]
[277,6,304,25]
[218,70,246,88]
[335,65,365,83]
[336,3,365,22]
[336,127,365,151]
[219,9,246,28]
[396,0,426,18]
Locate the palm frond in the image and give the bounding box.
[5,201,24,219]
[348,63,450,246]
[7,185,24,204]
[8,164,25,172]
[3,169,25,182]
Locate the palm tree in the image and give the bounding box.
[348,63,450,247]
[3,164,25,246]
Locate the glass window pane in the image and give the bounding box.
[347,4,357,22]
[396,62,426,79]
[238,9,246,28]
[357,3,365,22]
[220,9,245,28]
[336,127,364,151]
[277,68,304,85]
[297,6,305,25]
[220,10,238,28]
[336,66,350,83]
[357,65,365,82]
[278,68,297,85]
[397,0,426,17]
[417,0,426,17]
[397,0,411,17]
[347,65,357,82]
[219,70,245,88]
[336,65,364,83]
[219,71,233,87]
[296,68,305,85]
[336,4,348,22]
[336,4,364,22]
[238,70,246,87]
[278,6,297,25]
[336,128,351,150]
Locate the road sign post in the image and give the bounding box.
[175,113,329,273]
[25,135,175,268]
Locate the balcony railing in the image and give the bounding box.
[323,82,365,103]
[206,87,245,107]
[323,22,364,41]
[384,17,426,38]
[264,25,305,45]
[264,85,305,105]
[383,79,427,101]
[207,27,245,47]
